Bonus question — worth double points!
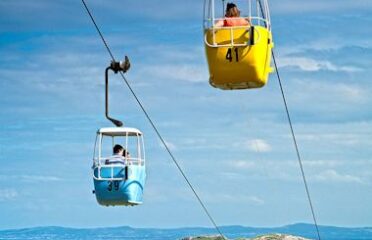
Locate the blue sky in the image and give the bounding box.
[1,0,372,230]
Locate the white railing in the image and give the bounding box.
[92,164,126,181]
[203,0,272,31]
[91,131,146,181]
[92,159,144,181]
[93,157,145,167]
[204,16,270,30]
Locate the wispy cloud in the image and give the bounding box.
[271,0,372,14]
[0,189,18,201]
[297,133,368,146]
[283,79,368,106]
[20,175,62,182]
[230,160,257,169]
[141,64,207,83]
[313,169,364,184]
[218,194,265,205]
[333,84,367,102]
[0,175,62,183]
[302,159,372,169]
[138,45,205,63]
[302,160,344,168]
[247,139,272,152]
[278,57,361,73]
[159,140,177,151]
[134,46,208,83]
[203,192,265,205]
[234,139,272,153]
[278,38,372,55]
[223,158,372,184]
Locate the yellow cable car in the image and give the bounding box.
[203,0,274,90]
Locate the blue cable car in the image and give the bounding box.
[92,127,146,206]
[91,57,146,206]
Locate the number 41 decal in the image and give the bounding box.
[225,47,239,62]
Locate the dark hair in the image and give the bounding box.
[113,144,124,154]
[225,2,240,17]
[226,2,237,12]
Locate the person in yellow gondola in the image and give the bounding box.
[215,2,250,27]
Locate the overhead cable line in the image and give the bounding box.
[255,1,321,238]
[271,49,322,240]
[80,1,226,239]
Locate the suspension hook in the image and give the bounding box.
[105,56,131,127]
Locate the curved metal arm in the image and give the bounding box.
[104,56,131,127]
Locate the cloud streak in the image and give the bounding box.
[0,189,18,201]
[141,64,207,83]
[246,139,272,153]
[0,175,62,183]
[278,57,361,73]
[271,0,372,14]
[159,140,177,151]
[203,192,265,205]
[232,139,272,153]
[313,169,364,184]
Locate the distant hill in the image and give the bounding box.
[0,223,371,240]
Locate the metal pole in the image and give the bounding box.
[222,0,225,16]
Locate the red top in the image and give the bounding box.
[224,18,249,27]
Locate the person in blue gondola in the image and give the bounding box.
[105,144,126,165]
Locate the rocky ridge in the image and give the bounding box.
[181,234,310,240]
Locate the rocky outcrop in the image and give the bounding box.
[181,234,310,240]
[250,234,310,240]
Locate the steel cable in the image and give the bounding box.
[81,0,226,238]
[271,49,322,240]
